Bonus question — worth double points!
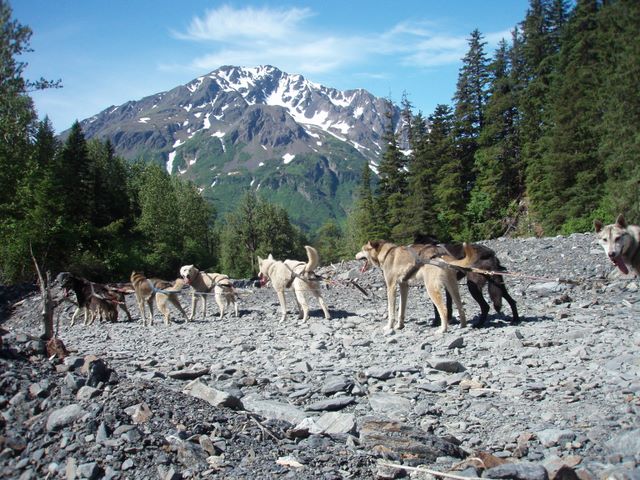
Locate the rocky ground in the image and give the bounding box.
[1,233,639,480]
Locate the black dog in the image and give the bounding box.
[410,237,519,327]
[55,272,132,325]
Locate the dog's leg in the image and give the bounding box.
[70,307,81,327]
[447,280,466,328]
[188,291,196,322]
[294,284,310,322]
[468,280,490,326]
[169,296,188,322]
[276,289,288,323]
[146,298,154,326]
[120,302,133,322]
[385,279,397,330]
[200,294,207,321]
[397,282,409,330]
[497,281,519,322]
[307,283,330,320]
[215,292,225,320]
[426,280,449,333]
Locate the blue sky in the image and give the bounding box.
[14,1,531,133]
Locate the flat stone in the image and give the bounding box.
[484,462,549,480]
[359,416,465,462]
[183,380,243,410]
[46,404,87,431]
[242,394,309,424]
[368,392,412,420]
[305,396,355,412]
[315,412,356,435]
[321,375,354,395]
[429,358,466,373]
[168,368,209,380]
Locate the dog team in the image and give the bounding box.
[58,213,638,332]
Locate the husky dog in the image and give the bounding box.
[130,272,188,326]
[410,241,519,327]
[594,214,640,276]
[257,246,331,323]
[56,272,130,326]
[356,240,478,333]
[179,265,239,320]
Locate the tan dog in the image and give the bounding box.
[257,245,330,323]
[356,240,478,333]
[130,272,188,326]
[594,214,640,276]
[179,265,239,320]
[410,242,518,327]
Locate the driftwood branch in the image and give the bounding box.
[30,244,54,341]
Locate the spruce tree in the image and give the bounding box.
[452,29,490,201]
[598,0,640,221]
[428,104,461,241]
[467,39,520,239]
[405,112,439,241]
[538,0,604,233]
[376,100,407,241]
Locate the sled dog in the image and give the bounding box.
[257,246,330,323]
[356,240,478,333]
[410,241,519,327]
[594,214,640,276]
[56,272,130,326]
[130,272,188,326]
[179,265,239,320]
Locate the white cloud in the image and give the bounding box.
[175,5,314,42]
[172,6,512,76]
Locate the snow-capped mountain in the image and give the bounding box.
[76,65,400,231]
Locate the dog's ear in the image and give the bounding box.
[616,214,627,228]
[369,240,383,249]
[594,219,603,232]
[268,254,274,260]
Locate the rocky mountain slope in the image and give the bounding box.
[74,65,400,230]
[1,233,639,479]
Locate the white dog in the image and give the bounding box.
[257,246,330,323]
[179,265,239,320]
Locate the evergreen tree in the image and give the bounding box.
[405,112,439,240]
[345,162,381,255]
[466,39,521,239]
[452,29,490,201]
[135,164,182,275]
[220,192,305,277]
[519,0,569,231]
[376,100,407,241]
[426,104,461,241]
[58,121,94,230]
[598,0,640,221]
[315,221,344,265]
[537,0,604,233]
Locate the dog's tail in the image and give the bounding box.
[304,245,320,273]
[156,278,186,294]
[447,242,479,270]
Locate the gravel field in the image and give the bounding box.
[1,232,639,480]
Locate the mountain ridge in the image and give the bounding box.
[73,65,400,231]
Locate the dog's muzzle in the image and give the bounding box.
[609,253,629,275]
[258,273,268,287]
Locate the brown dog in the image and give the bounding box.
[410,242,519,327]
[130,272,188,326]
[356,240,478,333]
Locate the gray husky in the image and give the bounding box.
[594,214,640,276]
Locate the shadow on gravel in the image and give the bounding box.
[470,313,551,328]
